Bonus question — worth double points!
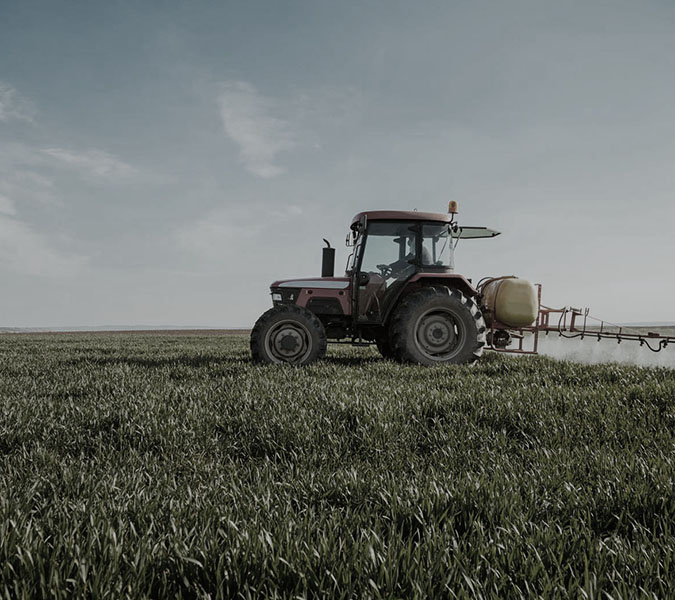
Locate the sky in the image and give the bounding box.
[1,0,675,327]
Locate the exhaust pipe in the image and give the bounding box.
[321,239,335,277]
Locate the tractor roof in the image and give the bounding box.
[350,210,501,239]
[350,210,453,227]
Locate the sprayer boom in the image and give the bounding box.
[486,284,675,354]
[539,305,675,353]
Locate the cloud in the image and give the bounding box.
[0,82,36,123]
[218,81,296,178]
[0,143,58,207]
[178,203,304,260]
[0,213,87,277]
[40,147,137,178]
[0,193,16,216]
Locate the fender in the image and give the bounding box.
[406,273,479,298]
[377,273,480,325]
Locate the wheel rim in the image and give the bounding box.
[414,308,466,361]
[264,319,313,364]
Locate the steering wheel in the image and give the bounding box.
[377,264,392,278]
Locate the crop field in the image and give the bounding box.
[1,333,674,599]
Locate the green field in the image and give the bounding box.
[1,334,674,599]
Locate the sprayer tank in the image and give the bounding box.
[482,277,538,328]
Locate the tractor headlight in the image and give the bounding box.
[272,293,282,302]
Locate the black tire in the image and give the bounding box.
[375,334,396,360]
[389,287,486,366]
[251,305,327,365]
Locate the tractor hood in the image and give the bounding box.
[271,277,350,290]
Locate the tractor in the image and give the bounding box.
[249,202,541,366]
[251,204,675,364]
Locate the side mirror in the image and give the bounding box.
[358,272,370,286]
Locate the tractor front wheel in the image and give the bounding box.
[251,305,327,365]
[389,287,486,366]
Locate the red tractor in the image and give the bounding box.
[250,204,527,366]
[252,204,675,364]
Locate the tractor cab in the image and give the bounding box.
[346,211,499,325]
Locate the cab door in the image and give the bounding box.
[355,222,419,323]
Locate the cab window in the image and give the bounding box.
[360,222,415,279]
[421,224,454,270]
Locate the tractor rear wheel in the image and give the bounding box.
[389,287,486,366]
[251,305,327,365]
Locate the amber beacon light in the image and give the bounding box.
[448,201,459,214]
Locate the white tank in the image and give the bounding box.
[482,277,538,328]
